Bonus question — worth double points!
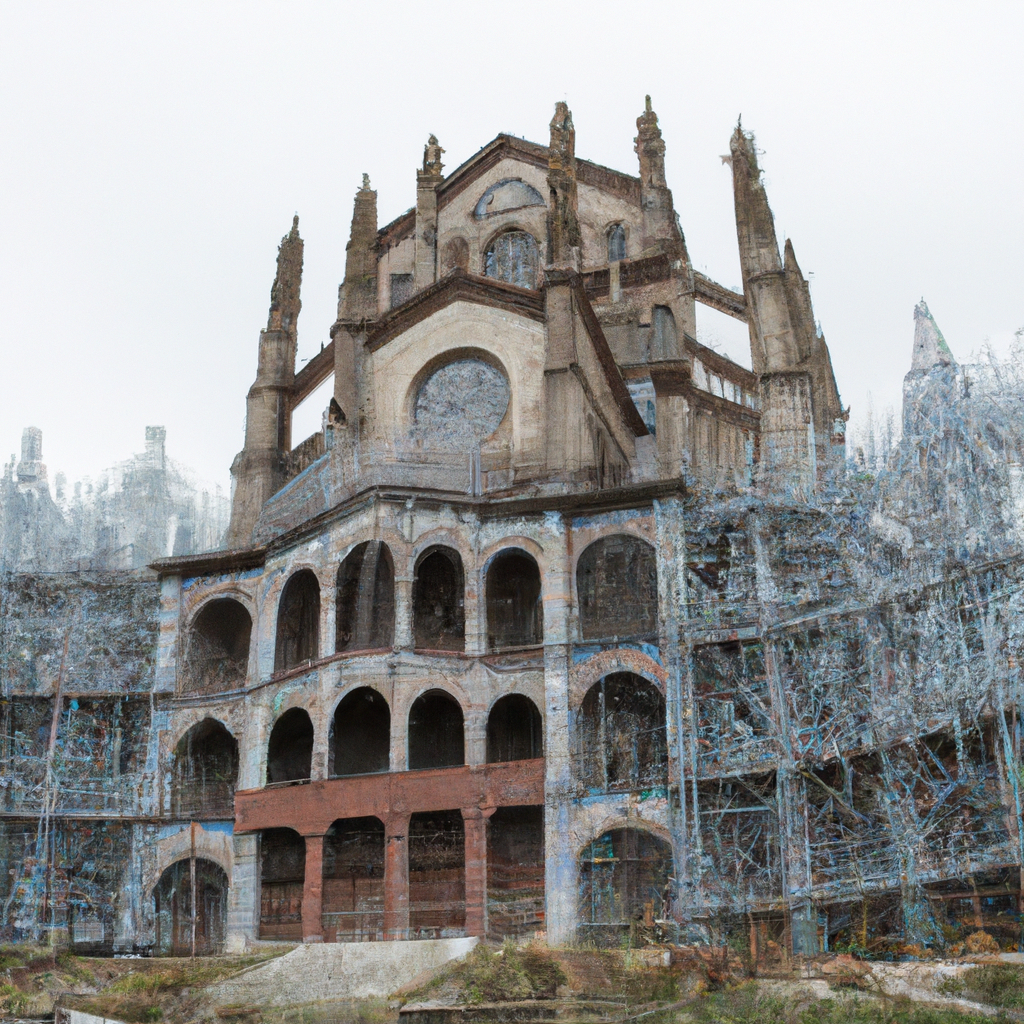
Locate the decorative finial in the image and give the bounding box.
[645,94,652,113]
[291,214,299,233]
[361,173,371,190]
[422,135,444,176]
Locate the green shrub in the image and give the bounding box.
[957,964,1024,1008]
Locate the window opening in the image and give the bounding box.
[331,687,390,777]
[486,694,543,763]
[336,541,395,652]
[267,707,314,783]
[408,689,464,769]
[413,547,465,651]
[275,569,320,672]
[484,231,539,289]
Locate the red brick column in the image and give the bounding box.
[384,812,410,940]
[301,834,325,943]
[463,807,493,939]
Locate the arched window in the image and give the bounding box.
[154,858,228,955]
[576,673,667,792]
[331,688,390,777]
[484,231,539,289]
[336,542,395,652]
[171,719,238,819]
[181,599,252,695]
[608,224,626,263]
[267,707,314,783]
[486,550,543,650]
[413,547,465,651]
[408,689,464,769]
[577,535,658,641]
[275,570,321,672]
[650,305,678,360]
[487,694,543,763]
[578,828,672,943]
[259,828,305,940]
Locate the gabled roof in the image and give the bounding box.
[375,134,643,245]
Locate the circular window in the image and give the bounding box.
[414,358,510,447]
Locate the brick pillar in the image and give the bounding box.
[464,807,491,939]
[384,812,409,940]
[301,834,325,943]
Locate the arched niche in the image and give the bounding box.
[153,857,228,955]
[577,535,658,641]
[267,707,314,784]
[275,569,321,672]
[578,828,673,945]
[336,542,395,652]
[486,549,543,650]
[330,687,390,777]
[575,673,667,793]
[486,694,543,763]
[413,546,465,651]
[170,719,238,819]
[408,689,464,770]
[181,598,252,694]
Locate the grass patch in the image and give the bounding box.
[954,964,1024,1009]
[454,942,567,1004]
[685,983,998,1024]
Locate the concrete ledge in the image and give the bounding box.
[203,937,479,1005]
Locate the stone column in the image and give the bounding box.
[301,834,325,943]
[540,510,576,944]
[225,832,259,951]
[384,812,410,940]
[463,807,491,938]
[395,575,414,651]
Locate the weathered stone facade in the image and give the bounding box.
[4,100,1024,959]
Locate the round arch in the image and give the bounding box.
[274,568,322,672]
[267,706,314,784]
[180,597,253,695]
[408,688,465,770]
[574,534,658,643]
[153,857,229,956]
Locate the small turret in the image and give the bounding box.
[338,176,379,321]
[226,217,305,548]
[414,137,444,292]
[547,101,580,269]
[634,96,680,253]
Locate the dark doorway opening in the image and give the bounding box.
[330,688,390,777]
[154,858,228,956]
[181,599,252,695]
[486,550,543,650]
[171,719,238,819]
[322,816,385,942]
[486,694,543,763]
[413,547,465,651]
[487,805,545,940]
[267,707,314,783]
[408,690,464,770]
[578,828,673,945]
[275,569,321,671]
[259,828,305,940]
[409,810,465,937]
[336,542,395,652]
[576,673,667,793]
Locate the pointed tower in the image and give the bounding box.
[226,216,304,548]
[634,96,681,254]
[332,176,380,429]
[546,101,580,269]
[730,126,845,497]
[902,300,960,438]
[414,137,444,292]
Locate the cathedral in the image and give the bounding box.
[3,99,1022,960]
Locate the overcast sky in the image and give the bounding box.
[2,1,1021,492]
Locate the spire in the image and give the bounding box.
[730,125,784,283]
[547,101,580,268]
[911,299,956,371]
[634,96,682,255]
[635,95,666,188]
[267,215,303,336]
[339,176,379,320]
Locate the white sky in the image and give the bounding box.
[1,1,1021,491]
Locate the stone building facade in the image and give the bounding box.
[3,100,1023,958]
